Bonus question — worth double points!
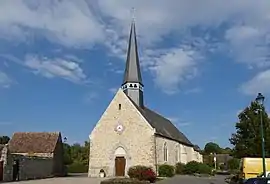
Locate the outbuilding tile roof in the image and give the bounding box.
[8,132,60,153]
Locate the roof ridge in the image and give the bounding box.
[125,94,193,146]
[13,132,60,134]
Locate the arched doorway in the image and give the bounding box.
[114,147,126,176]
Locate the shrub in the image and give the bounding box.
[227,158,240,170]
[101,178,149,184]
[175,162,185,174]
[183,161,212,175]
[67,162,88,173]
[197,163,212,174]
[128,165,156,183]
[158,164,175,177]
[183,161,200,174]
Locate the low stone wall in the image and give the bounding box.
[3,154,54,182]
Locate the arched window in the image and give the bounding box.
[175,145,179,163]
[163,143,168,162]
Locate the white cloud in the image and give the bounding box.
[23,55,87,84]
[96,0,270,93]
[148,48,200,94]
[167,117,191,127]
[225,25,270,68]
[0,71,13,88]
[0,0,104,47]
[240,69,270,95]
[0,54,87,84]
[1,0,270,93]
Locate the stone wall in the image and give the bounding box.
[88,89,203,178]
[155,136,202,166]
[16,155,54,181]
[156,136,191,165]
[88,89,156,177]
[1,146,54,182]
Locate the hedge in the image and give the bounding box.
[67,162,88,173]
[101,178,149,184]
[183,161,212,175]
[158,164,175,177]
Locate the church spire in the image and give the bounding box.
[122,19,142,85]
[121,13,144,107]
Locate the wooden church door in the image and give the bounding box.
[115,157,126,176]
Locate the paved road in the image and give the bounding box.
[2,176,106,184]
[2,174,228,184]
[157,175,228,184]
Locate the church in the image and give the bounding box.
[88,20,203,177]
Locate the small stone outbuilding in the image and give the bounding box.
[0,132,65,182]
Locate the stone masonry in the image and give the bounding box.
[88,89,156,177]
[0,144,55,182]
[88,89,202,177]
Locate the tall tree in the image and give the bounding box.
[229,101,270,158]
[63,143,72,165]
[204,142,222,154]
[0,136,10,144]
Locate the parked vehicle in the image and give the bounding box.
[258,171,270,177]
[244,177,270,184]
[239,158,270,180]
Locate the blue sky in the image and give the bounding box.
[1,0,270,149]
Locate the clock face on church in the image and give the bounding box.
[115,124,124,133]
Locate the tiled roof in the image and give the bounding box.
[8,132,60,153]
[128,97,193,146]
[193,145,201,151]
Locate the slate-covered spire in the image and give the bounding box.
[122,20,143,85]
[121,19,144,107]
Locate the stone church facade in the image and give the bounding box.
[88,20,202,177]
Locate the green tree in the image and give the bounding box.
[227,158,240,170]
[222,147,232,154]
[81,141,90,166]
[204,142,222,154]
[63,143,72,165]
[63,140,89,173]
[0,136,10,144]
[229,101,270,158]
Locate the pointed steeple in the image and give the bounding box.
[121,19,144,107]
[122,20,143,85]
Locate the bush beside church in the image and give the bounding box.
[117,161,213,183]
